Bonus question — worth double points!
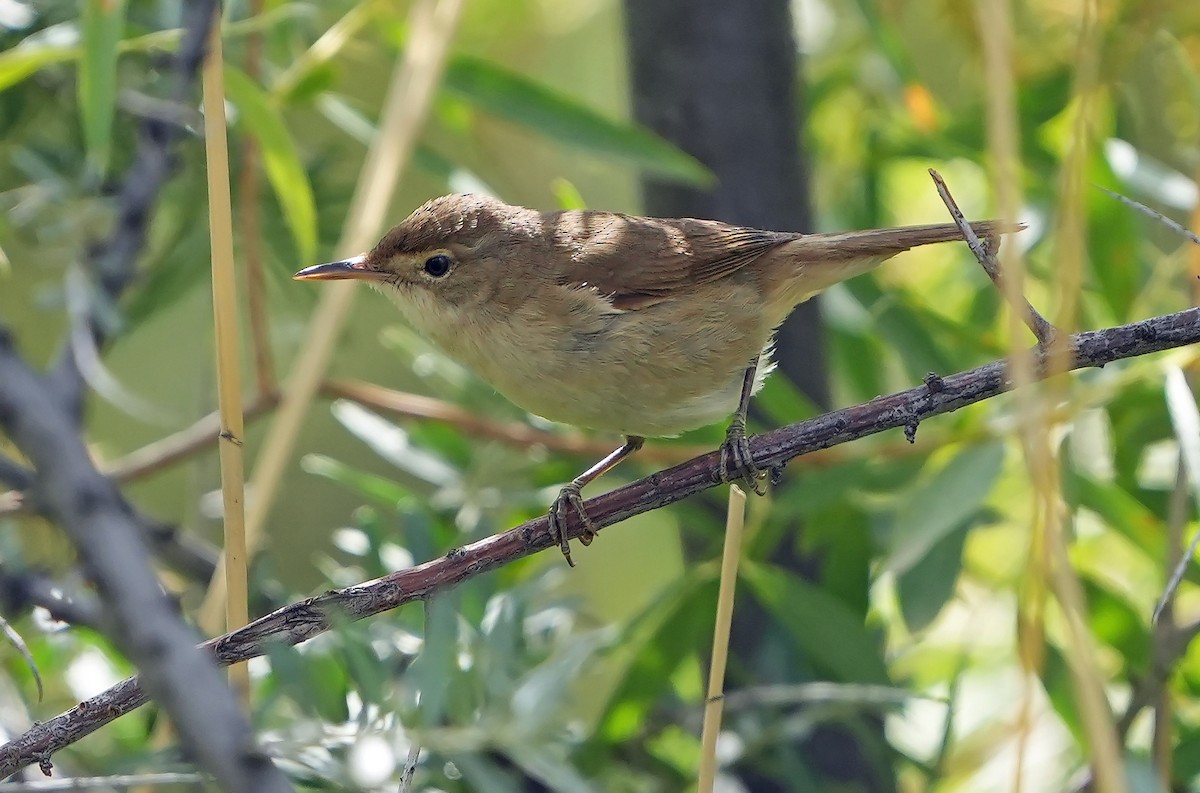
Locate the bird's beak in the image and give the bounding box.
[293,254,383,281]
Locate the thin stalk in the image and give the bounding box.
[200,12,249,694]
[698,485,746,793]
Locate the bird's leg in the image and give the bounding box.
[719,357,767,495]
[548,436,645,566]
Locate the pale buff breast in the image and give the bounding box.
[384,280,777,437]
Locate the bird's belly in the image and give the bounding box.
[492,349,761,437]
[462,295,773,437]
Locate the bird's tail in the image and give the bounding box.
[770,219,1023,311]
[794,219,1022,263]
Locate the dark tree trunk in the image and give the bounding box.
[622,3,894,791]
[623,0,828,407]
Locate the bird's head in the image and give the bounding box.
[294,193,541,313]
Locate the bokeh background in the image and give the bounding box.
[2,0,1200,791]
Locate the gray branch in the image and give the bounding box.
[0,3,292,790]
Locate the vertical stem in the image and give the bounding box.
[201,11,250,696]
[698,485,746,792]
[978,1,1124,790]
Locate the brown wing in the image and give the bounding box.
[544,210,791,309]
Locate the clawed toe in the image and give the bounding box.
[548,482,595,567]
[718,421,768,496]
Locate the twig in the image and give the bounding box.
[0,497,218,585]
[398,741,420,793]
[1156,367,1200,624]
[105,391,277,483]
[320,380,718,463]
[1116,616,1200,741]
[1154,460,1190,782]
[0,565,103,630]
[699,485,746,792]
[0,772,206,790]
[0,613,41,702]
[2,304,1198,775]
[1095,186,1200,247]
[140,519,218,583]
[0,306,287,792]
[714,682,918,712]
[928,169,1057,347]
[103,383,710,484]
[101,377,914,488]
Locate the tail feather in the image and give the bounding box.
[794,220,1023,263]
[767,220,1023,313]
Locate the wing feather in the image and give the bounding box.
[545,210,790,309]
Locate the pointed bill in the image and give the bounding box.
[293,254,382,281]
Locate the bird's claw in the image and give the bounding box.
[719,419,768,496]
[548,482,596,567]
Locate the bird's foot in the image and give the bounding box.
[548,482,596,567]
[718,418,768,496]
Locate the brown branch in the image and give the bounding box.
[98,377,927,489]
[320,379,717,463]
[102,391,276,483]
[2,304,1198,777]
[102,380,714,484]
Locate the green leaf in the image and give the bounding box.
[0,41,79,94]
[272,0,375,102]
[884,442,1006,575]
[741,561,890,684]
[80,0,126,175]
[599,569,718,742]
[1064,469,1162,551]
[264,642,350,723]
[897,519,969,631]
[223,65,318,263]
[442,56,713,186]
[407,593,459,725]
[300,453,415,511]
[0,7,304,95]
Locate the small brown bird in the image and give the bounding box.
[296,194,1013,564]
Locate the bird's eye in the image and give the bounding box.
[423,254,452,278]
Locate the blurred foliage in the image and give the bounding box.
[1,0,1200,791]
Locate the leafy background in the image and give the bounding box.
[1,0,1200,791]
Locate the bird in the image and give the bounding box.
[295,193,1015,565]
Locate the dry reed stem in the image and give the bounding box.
[976,3,1051,791]
[1040,1,1126,790]
[198,0,467,634]
[977,0,1124,790]
[200,14,250,694]
[698,485,746,792]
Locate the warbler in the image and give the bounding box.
[296,193,1013,564]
